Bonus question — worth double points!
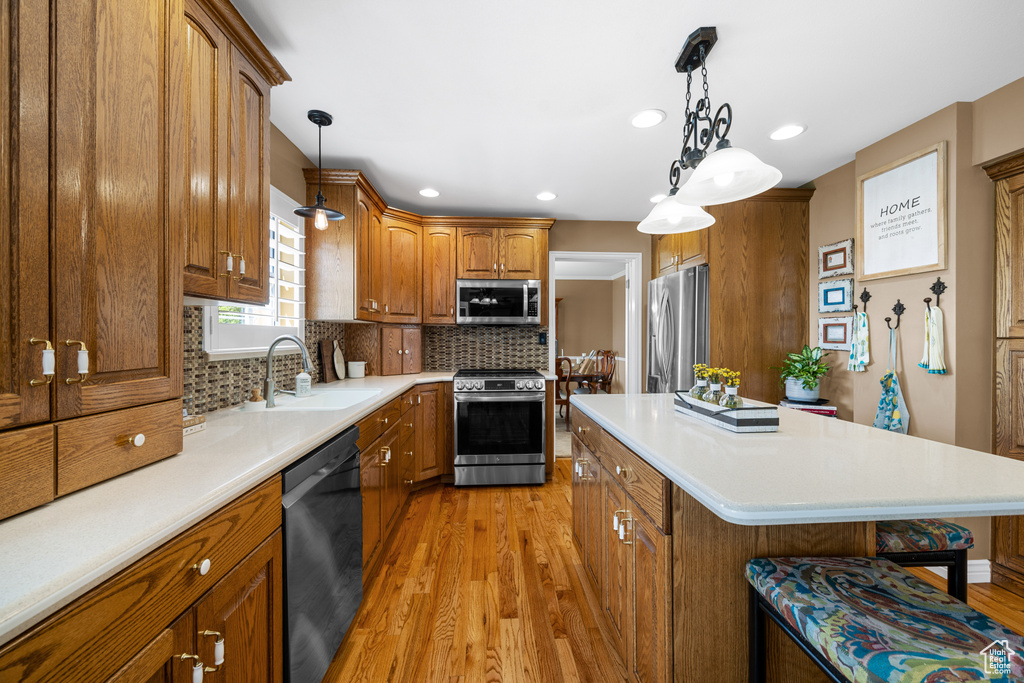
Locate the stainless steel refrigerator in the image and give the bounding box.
[647,264,709,393]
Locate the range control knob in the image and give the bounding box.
[455,381,464,390]
[474,381,483,390]
[516,381,524,389]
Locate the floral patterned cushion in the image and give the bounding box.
[876,519,974,554]
[746,557,1024,683]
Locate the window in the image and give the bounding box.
[204,187,306,357]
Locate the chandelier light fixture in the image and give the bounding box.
[294,109,345,230]
[638,27,782,234]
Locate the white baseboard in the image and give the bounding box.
[928,559,991,584]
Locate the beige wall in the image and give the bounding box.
[972,76,1024,166]
[550,221,651,387]
[611,275,626,394]
[808,100,1003,560]
[270,123,313,204]
[555,279,614,356]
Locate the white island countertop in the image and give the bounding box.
[571,393,1024,526]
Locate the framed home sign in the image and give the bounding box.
[818,316,854,351]
[818,238,854,278]
[856,141,947,281]
[818,278,853,313]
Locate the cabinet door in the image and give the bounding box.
[225,47,270,304]
[54,0,184,420]
[380,326,403,376]
[194,531,283,683]
[361,446,382,571]
[415,384,443,481]
[995,170,1024,338]
[182,0,230,299]
[603,469,630,661]
[380,426,402,534]
[629,509,671,683]
[457,227,499,279]
[0,424,54,523]
[499,228,545,279]
[652,235,677,278]
[382,217,421,323]
[399,432,414,509]
[402,327,422,374]
[0,0,50,430]
[995,338,1024,462]
[104,611,194,683]
[423,225,457,323]
[571,436,585,551]
[584,454,603,591]
[354,191,381,320]
[675,230,707,266]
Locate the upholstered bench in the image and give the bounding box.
[876,518,974,602]
[746,556,1024,683]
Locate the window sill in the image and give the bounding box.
[204,346,303,362]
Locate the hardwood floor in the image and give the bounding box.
[327,459,1024,682]
[326,458,627,682]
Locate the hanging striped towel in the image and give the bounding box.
[918,306,947,375]
[847,311,870,372]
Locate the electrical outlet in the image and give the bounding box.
[539,332,547,345]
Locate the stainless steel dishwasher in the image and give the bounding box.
[281,425,362,683]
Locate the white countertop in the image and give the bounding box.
[571,393,1024,526]
[0,372,463,645]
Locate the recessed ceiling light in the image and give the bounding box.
[769,124,806,141]
[631,109,667,129]
[536,192,557,201]
[650,194,667,203]
[419,188,440,198]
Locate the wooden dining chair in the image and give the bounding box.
[575,350,616,395]
[555,356,574,429]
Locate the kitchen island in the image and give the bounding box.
[569,392,1024,683]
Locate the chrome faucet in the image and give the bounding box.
[264,335,313,408]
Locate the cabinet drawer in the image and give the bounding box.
[0,424,55,522]
[0,476,281,683]
[571,409,671,533]
[356,397,403,452]
[56,400,183,496]
[400,389,417,416]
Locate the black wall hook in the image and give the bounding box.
[885,299,905,330]
[854,287,871,313]
[927,277,947,309]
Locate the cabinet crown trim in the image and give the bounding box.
[984,151,1024,181]
[195,0,290,85]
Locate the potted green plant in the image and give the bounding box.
[776,345,831,402]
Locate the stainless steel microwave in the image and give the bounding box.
[456,279,541,325]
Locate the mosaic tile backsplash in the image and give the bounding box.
[183,306,346,414]
[422,325,549,371]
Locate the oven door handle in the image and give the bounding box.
[454,392,546,403]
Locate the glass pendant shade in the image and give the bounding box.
[294,195,344,230]
[637,193,715,234]
[675,145,782,206]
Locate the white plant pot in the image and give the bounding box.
[785,377,819,402]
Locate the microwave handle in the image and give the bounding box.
[523,282,528,317]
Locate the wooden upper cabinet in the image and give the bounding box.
[226,48,271,303]
[652,231,707,279]
[0,0,50,430]
[182,0,288,305]
[381,212,422,323]
[499,228,546,279]
[402,327,422,374]
[422,224,457,324]
[457,227,499,279]
[182,0,229,299]
[986,154,1024,338]
[53,0,184,420]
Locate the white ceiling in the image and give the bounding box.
[232,0,1024,222]
[554,260,626,279]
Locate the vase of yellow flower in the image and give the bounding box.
[703,368,724,405]
[690,363,709,400]
[719,370,743,409]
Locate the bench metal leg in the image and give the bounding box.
[749,585,766,683]
[877,550,970,603]
[950,549,968,603]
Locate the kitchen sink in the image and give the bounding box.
[237,388,382,412]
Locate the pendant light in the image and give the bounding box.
[637,27,781,234]
[294,109,344,230]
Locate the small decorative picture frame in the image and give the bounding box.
[818,316,854,351]
[818,238,854,278]
[818,278,854,314]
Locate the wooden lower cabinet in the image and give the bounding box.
[603,469,630,659]
[992,338,1024,593]
[629,508,671,683]
[413,382,449,481]
[0,478,282,683]
[360,445,383,571]
[584,447,603,591]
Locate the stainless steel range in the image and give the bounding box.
[453,369,546,486]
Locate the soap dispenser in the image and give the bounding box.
[295,370,312,397]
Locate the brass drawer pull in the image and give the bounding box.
[199,630,225,667]
[64,340,89,384]
[29,338,55,386]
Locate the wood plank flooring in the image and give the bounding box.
[327,458,1024,681]
[325,458,627,682]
